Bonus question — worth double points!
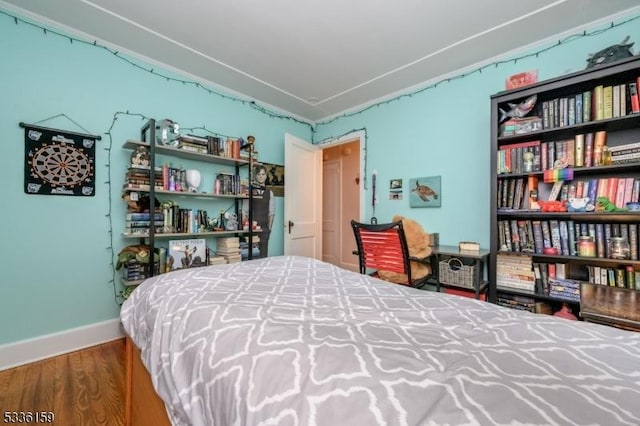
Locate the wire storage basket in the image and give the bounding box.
[439,257,476,289]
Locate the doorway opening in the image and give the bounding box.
[320,135,362,272]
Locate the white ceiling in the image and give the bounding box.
[3,0,640,122]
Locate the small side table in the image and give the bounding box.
[430,245,490,300]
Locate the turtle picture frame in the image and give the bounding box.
[409,176,441,207]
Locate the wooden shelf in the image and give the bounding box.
[124,139,250,166]
[121,278,145,287]
[122,186,249,199]
[123,230,252,239]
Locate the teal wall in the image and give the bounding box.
[314,11,640,248]
[1,8,639,346]
[0,10,310,345]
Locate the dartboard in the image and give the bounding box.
[29,142,93,187]
[23,126,97,196]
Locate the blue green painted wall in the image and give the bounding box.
[313,11,640,248]
[0,10,310,345]
[1,8,639,346]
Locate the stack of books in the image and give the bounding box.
[548,278,582,302]
[496,293,535,312]
[123,164,163,191]
[208,255,226,266]
[496,254,535,292]
[216,237,242,263]
[176,134,209,154]
[610,141,640,165]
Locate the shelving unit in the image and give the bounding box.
[489,56,640,328]
[430,245,490,300]
[120,119,257,283]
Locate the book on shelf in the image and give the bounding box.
[547,181,564,201]
[603,85,613,119]
[574,134,584,167]
[629,82,640,113]
[125,212,164,221]
[458,241,480,251]
[208,254,227,266]
[548,278,581,302]
[168,238,207,270]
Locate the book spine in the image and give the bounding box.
[584,132,594,167]
[632,179,640,203]
[595,223,605,258]
[567,220,576,256]
[549,220,562,252]
[583,90,592,122]
[630,224,638,261]
[629,82,640,113]
[559,221,569,256]
[541,221,552,248]
[574,134,584,167]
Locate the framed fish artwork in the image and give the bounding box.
[409,176,441,208]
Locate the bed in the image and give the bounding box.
[120,255,640,426]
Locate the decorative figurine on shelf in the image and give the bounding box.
[498,94,537,123]
[225,212,238,231]
[122,192,160,213]
[115,244,156,271]
[185,169,202,192]
[567,197,593,212]
[130,145,150,167]
[537,200,568,212]
[553,303,578,321]
[156,118,180,146]
[596,196,628,212]
[523,151,534,172]
[586,36,635,69]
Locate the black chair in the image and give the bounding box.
[351,220,431,288]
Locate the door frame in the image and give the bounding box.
[316,129,366,221]
[316,130,365,270]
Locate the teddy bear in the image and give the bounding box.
[378,215,432,285]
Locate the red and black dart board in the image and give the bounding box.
[24,125,96,196]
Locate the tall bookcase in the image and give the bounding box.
[120,118,257,285]
[490,56,640,330]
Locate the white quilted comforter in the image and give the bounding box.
[121,255,640,426]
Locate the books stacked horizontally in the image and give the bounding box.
[123,164,163,191]
[216,237,242,263]
[176,134,208,154]
[548,278,582,302]
[124,212,165,236]
[208,255,226,266]
[496,293,535,312]
[609,141,640,165]
[496,254,535,292]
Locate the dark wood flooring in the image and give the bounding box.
[0,339,126,426]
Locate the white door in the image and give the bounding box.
[284,133,322,258]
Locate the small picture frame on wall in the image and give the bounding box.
[409,176,441,207]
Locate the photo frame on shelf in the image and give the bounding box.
[409,176,441,207]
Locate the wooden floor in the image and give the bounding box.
[0,339,126,426]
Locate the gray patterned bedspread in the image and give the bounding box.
[120,255,640,426]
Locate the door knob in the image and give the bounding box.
[288,220,294,234]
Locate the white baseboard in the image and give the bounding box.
[0,318,124,371]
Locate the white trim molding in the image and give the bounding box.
[0,319,124,371]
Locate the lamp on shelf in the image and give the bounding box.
[185,169,201,192]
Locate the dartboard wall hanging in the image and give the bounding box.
[24,125,96,196]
